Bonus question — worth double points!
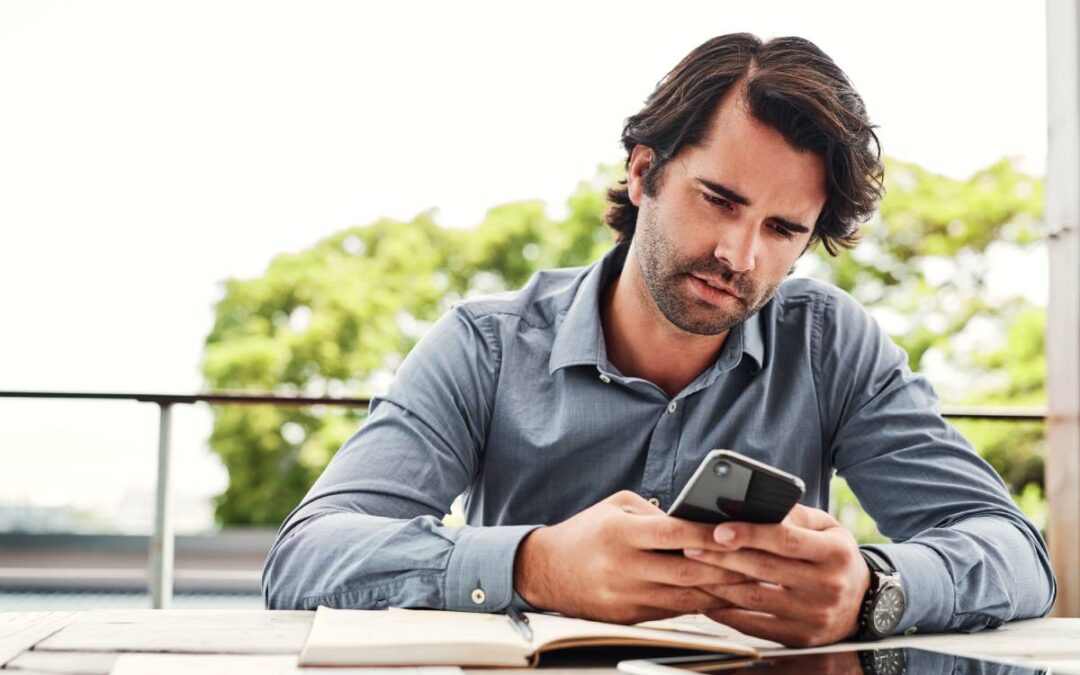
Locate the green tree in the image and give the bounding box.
[806,158,1042,370]
[203,213,466,523]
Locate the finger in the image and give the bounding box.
[636,584,737,615]
[703,608,811,647]
[698,580,814,619]
[619,514,717,551]
[636,551,749,587]
[710,520,838,563]
[684,548,815,588]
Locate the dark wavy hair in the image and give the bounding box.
[606,33,883,256]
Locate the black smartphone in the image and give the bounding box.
[666,450,805,524]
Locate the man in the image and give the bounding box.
[263,33,1056,647]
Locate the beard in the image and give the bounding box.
[634,198,783,336]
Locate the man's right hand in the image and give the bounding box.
[512,490,747,624]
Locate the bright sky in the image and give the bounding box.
[0,1,1049,531]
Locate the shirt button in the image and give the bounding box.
[470,588,486,605]
[667,401,677,414]
[648,497,660,508]
[599,373,611,384]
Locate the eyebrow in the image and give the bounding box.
[696,178,811,234]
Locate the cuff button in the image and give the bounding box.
[470,588,487,605]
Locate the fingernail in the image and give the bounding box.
[714,524,735,543]
[684,548,704,557]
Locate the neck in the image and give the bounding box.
[600,244,728,399]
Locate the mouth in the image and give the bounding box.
[688,273,742,301]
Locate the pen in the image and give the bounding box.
[506,606,534,643]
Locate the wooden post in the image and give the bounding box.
[1046,0,1080,618]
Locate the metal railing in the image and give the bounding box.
[0,390,1047,607]
[0,390,371,608]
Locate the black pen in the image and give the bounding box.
[506,606,534,643]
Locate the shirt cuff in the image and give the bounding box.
[861,542,954,635]
[444,524,542,612]
[510,589,541,613]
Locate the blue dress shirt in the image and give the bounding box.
[263,243,1056,635]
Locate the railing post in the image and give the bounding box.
[149,402,174,609]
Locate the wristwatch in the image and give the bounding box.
[855,548,906,640]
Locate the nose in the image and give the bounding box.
[713,221,758,274]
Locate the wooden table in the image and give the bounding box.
[2,610,1079,674]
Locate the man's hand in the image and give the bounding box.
[685,504,871,647]
[513,491,748,624]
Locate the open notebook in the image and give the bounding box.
[299,606,764,668]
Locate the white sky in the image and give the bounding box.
[0,1,1050,530]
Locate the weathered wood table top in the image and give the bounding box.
[1,610,1078,674]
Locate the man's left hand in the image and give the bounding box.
[683,504,871,647]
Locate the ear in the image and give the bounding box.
[627,145,656,207]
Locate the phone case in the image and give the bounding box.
[667,449,805,524]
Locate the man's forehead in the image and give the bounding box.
[681,93,828,221]
[696,89,800,161]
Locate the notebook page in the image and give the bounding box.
[299,607,530,667]
[525,612,761,656]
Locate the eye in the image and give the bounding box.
[768,221,796,240]
[701,192,734,211]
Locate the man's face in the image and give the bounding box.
[628,92,827,336]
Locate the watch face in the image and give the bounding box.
[872,585,906,635]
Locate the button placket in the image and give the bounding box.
[640,397,682,512]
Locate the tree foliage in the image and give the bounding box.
[203,159,1047,529]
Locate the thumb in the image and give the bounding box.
[787,503,840,530]
[611,490,666,515]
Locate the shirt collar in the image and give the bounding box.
[547,244,625,374]
[741,305,765,372]
[548,243,766,375]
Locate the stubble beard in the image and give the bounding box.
[634,199,781,336]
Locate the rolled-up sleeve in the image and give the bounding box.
[262,306,541,611]
[814,290,1056,633]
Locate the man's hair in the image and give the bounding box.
[605,33,883,256]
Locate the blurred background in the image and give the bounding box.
[0,0,1051,609]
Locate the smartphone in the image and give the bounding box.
[666,450,805,524]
